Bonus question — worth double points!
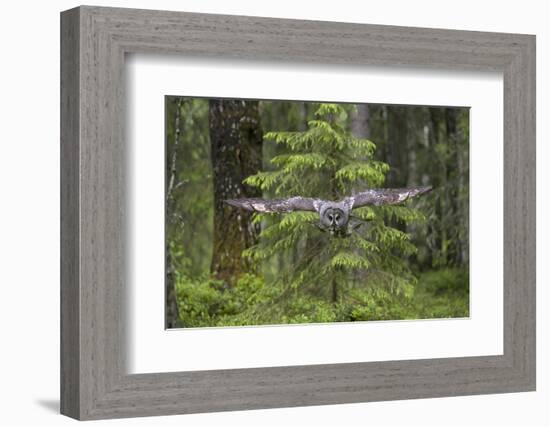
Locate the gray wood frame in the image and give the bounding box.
[60,5,536,420]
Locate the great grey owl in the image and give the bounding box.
[225,186,432,237]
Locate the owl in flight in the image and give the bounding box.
[225,186,432,237]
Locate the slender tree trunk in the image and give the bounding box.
[351,103,370,139]
[350,104,371,284]
[430,108,448,266]
[458,110,469,266]
[445,107,465,266]
[331,277,338,303]
[406,109,418,187]
[382,107,409,241]
[165,97,183,328]
[209,99,263,285]
[386,106,408,187]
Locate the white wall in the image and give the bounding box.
[0,0,546,425]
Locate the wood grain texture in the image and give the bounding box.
[60,7,80,419]
[60,5,536,420]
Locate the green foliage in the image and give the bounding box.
[242,104,426,315]
[368,105,470,269]
[166,98,213,278]
[407,268,469,318]
[166,98,470,328]
[176,273,274,327]
[175,268,468,327]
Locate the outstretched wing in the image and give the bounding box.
[347,186,432,209]
[225,196,322,213]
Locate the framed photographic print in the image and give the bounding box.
[61,5,536,420]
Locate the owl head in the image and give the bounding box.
[320,205,348,232]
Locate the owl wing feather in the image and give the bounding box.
[224,196,323,213]
[347,186,432,209]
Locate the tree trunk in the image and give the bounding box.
[209,99,263,285]
[386,106,408,187]
[430,108,448,266]
[165,97,183,328]
[445,107,464,266]
[350,104,371,285]
[458,110,469,266]
[406,109,418,187]
[351,103,370,139]
[331,277,338,303]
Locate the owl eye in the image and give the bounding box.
[328,214,333,221]
[335,214,340,222]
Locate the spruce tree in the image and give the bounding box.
[242,103,427,322]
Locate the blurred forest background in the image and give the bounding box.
[165,97,469,328]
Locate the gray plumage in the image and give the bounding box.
[225,186,432,236]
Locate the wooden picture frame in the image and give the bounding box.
[60,5,536,420]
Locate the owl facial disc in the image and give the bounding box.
[320,206,348,232]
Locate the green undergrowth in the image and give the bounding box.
[175,268,469,328]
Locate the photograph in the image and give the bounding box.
[165,97,470,329]
[50,2,538,422]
